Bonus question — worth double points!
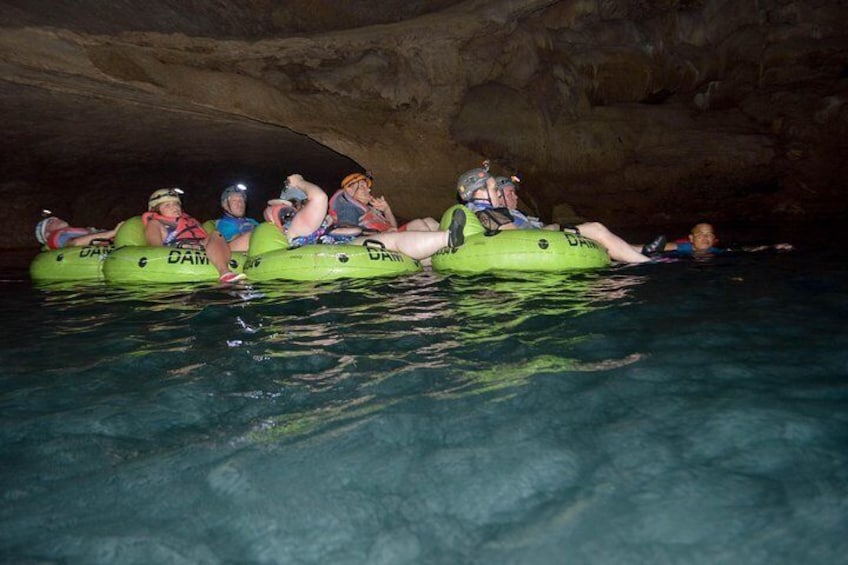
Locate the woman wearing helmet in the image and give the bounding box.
[329,172,439,233]
[144,188,246,284]
[264,174,466,261]
[457,164,662,264]
[35,214,122,250]
[215,184,259,252]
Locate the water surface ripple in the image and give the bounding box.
[1,251,846,564]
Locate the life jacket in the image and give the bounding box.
[142,212,207,245]
[216,214,258,242]
[45,227,96,250]
[328,190,393,232]
[507,209,540,229]
[466,200,514,234]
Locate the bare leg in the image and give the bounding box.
[354,209,465,259]
[205,231,236,275]
[577,221,650,264]
[353,231,449,260]
[401,218,430,232]
[409,218,439,231]
[228,231,252,252]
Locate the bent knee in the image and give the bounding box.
[578,221,608,235]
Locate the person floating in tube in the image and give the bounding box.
[456,161,665,264]
[144,188,246,284]
[263,174,466,261]
[214,183,259,252]
[35,211,122,250]
[329,171,439,234]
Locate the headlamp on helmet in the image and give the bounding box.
[220,183,248,207]
[35,209,56,245]
[148,188,184,211]
[496,172,522,190]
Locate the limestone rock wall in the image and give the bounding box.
[1,0,846,248]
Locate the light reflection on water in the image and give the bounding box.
[2,252,847,564]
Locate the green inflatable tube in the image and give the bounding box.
[29,245,113,282]
[244,222,422,281]
[104,246,247,284]
[432,205,610,274]
[102,216,246,284]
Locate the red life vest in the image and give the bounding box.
[142,212,207,245]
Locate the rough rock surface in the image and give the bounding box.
[1,0,847,248]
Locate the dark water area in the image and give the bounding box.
[1,242,847,564]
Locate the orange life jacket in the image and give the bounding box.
[142,212,207,245]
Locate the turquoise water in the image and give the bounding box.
[1,249,847,564]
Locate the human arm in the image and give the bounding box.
[369,196,398,229]
[285,175,329,240]
[740,243,794,252]
[67,229,113,246]
[145,218,165,246]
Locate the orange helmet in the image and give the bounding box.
[341,172,373,190]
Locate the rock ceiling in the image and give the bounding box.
[1,0,847,247]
